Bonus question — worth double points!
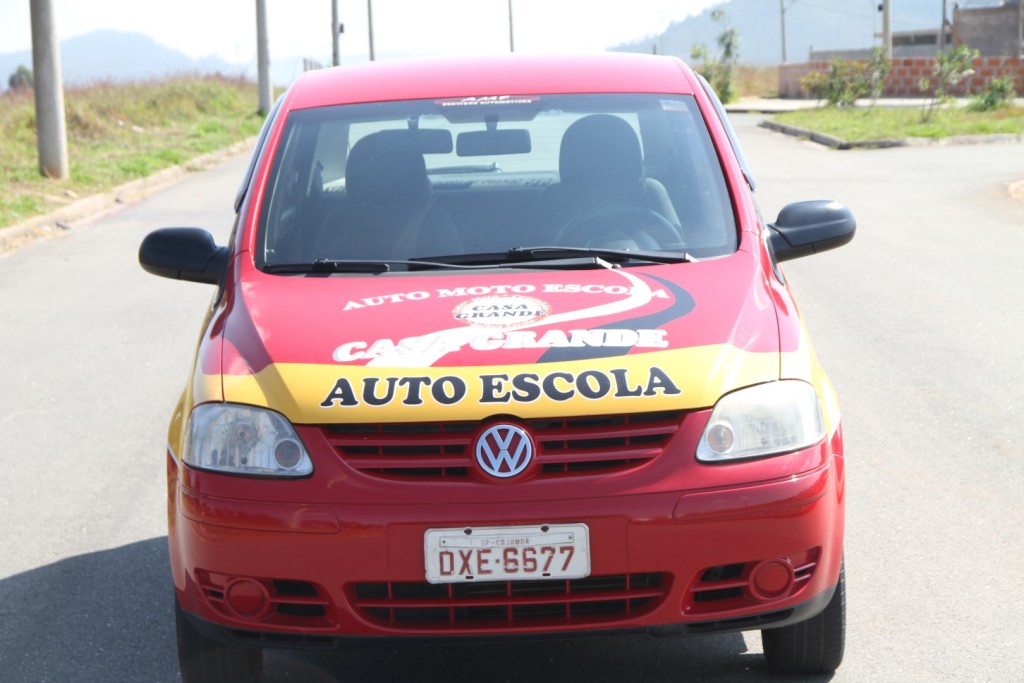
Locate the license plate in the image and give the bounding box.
[424,524,590,584]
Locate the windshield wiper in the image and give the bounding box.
[507,246,692,265]
[419,246,691,268]
[263,258,483,274]
[261,259,394,274]
[263,246,690,275]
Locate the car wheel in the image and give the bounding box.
[175,598,264,683]
[761,557,845,674]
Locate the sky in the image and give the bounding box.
[0,0,722,66]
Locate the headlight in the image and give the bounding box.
[183,403,313,477]
[696,381,825,463]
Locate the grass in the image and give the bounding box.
[0,74,265,229]
[735,65,779,99]
[771,103,1024,143]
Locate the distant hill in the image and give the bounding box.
[0,30,249,91]
[0,30,336,92]
[613,0,944,65]
[1,2,956,92]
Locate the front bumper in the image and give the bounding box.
[169,452,844,643]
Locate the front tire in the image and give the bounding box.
[175,598,264,683]
[761,558,845,674]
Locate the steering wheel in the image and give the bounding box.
[554,206,684,250]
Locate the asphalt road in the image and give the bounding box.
[1,114,1022,683]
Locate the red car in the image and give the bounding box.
[140,52,855,682]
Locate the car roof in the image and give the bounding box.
[282,53,699,110]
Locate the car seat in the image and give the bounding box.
[533,114,682,250]
[319,132,461,260]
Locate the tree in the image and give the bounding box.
[801,48,891,108]
[8,64,33,90]
[691,10,740,103]
[919,44,979,121]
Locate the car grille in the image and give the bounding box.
[351,573,667,630]
[321,410,682,480]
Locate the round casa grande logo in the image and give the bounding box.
[453,295,551,329]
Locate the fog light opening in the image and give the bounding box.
[748,559,795,602]
[224,578,271,620]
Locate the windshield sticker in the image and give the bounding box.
[320,366,681,409]
[660,99,692,112]
[436,95,542,108]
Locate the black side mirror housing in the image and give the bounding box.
[139,227,228,285]
[768,200,856,262]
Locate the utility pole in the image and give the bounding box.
[30,0,68,179]
[882,0,892,59]
[779,0,788,63]
[1018,0,1023,58]
[508,0,515,52]
[939,0,947,53]
[332,0,342,66]
[256,0,272,114]
[367,0,376,61]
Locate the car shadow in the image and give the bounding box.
[0,537,180,683]
[266,632,836,683]
[0,538,836,683]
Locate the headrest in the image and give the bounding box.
[558,114,643,185]
[346,132,432,208]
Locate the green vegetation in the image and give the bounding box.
[801,48,890,108]
[969,75,1018,112]
[0,75,264,229]
[772,104,1024,143]
[920,44,980,121]
[8,64,33,90]
[691,9,740,103]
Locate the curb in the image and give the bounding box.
[0,137,257,256]
[758,119,1024,150]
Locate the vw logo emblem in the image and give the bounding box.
[475,424,534,479]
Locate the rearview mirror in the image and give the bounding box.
[457,129,532,156]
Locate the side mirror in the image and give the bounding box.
[139,227,228,285]
[768,200,856,262]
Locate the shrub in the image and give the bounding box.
[801,49,891,108]
[690,10,740,103]
[969,75,1017,112]
[920,44,980,121]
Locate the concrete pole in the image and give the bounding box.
[939,0,947,53]
[367,0,375,61]
[29,0,68,179]
[882,0,892,60]
[508,0,515,53]
[779,0,788,64]
[1018,0,1023,58]
[256,0,272,115]
[332,0,341,66]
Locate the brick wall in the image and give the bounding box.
[779,56,1024,98]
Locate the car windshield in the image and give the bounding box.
[256,93,736,270]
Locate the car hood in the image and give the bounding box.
[212,253,783,423]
